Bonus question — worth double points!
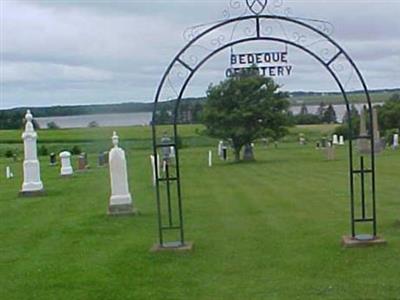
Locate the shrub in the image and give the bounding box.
[38,145,49,156]
[47,121,60,129]
[5,149,14,158]
[71,145,82,155]
[88,121,99,128]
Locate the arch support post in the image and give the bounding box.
[150,123,194,252]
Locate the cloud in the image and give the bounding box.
[1,0,399,108]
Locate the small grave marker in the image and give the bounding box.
[6,166,14,179]
[49,153,57,166]
[60,151,73,176]
[393,134,399,150]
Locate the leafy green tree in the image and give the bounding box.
[293,113,321,125]
[47,121,60,129]
[343,104,360,123]
[88,121,99,128]
[155,106,172,125]
[322,104,337,123]
[202,75,291,161]
[299,103,308,115]
[316,101,326,119]
[335,104,360,139]
[378,93,400,131]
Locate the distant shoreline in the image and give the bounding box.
[1,88,398,114]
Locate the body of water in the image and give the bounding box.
[36,103,381,129]
[36,112,153,129]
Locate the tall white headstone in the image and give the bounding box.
[170,146,176,158]
[393,134,399,149]
[20,110,44,195]
[339,136,345,145]
[332,134,339,145]
[108,131,136,215]
[59,151,73,176]
[150,154,160,187]
[208,150,213,167]
[6,166,13,179]
[218,141,223,158]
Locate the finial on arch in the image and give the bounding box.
[246,0,268,15]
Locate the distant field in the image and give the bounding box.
[290,90,397,105]
[0,124,338,157]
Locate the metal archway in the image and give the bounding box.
[151,2,378,249]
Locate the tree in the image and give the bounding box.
[343,104,359,123]
[155,106,172,125]
[322,104,337,123]
[47,121,60,129]
[88,121,99,128]
[293,113,321,125]
[299,103,308,115]
[202,75,291,161]
[378,93,400,131]
[336,104,360,139]
[317,101,326,120]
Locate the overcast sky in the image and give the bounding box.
[1,0,399,109]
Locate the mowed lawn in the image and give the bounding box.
[0,129,399,299]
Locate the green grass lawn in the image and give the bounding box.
[0,126,399,299]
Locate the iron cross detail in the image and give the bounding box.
[246,0,268,15]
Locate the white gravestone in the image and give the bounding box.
[20,110,44,195]
[332,135,339,145]
[170,146,176,158]
[208,150,213,167]
[150,154,160,187]
[6,166,13,179]
[108,132,136,215]
[339,136,345,145]
[393,134,399,149]
[59,151,73,176]
[218,141,223,159]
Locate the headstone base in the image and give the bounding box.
[150,241,194,253]
[19,189,46,197]
[60,174,73,178]
[341,235,387,248]
[108,204,137,216]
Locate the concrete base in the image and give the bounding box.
[108,204,137,216]
[60,174,73,178]
[342,235,387,248]
[150,241,194,253]
[19,189,46,197]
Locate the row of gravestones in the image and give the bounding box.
[18,110,137,216]
[49,151,110,171]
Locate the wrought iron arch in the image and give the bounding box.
[151,2,378,249]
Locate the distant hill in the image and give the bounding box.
[289,88,399,105]
[1,89,399,118]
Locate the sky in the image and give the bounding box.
[1,0,399,109]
